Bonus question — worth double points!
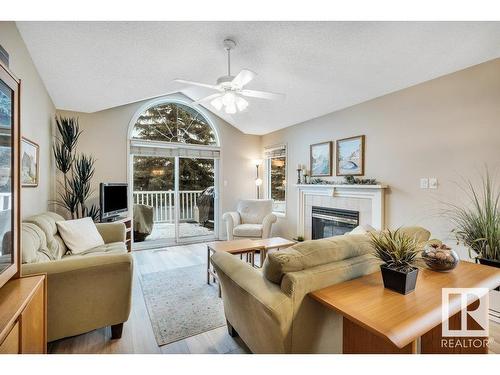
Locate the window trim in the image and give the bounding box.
[264,144,287,217]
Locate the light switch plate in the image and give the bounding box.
[429,178,438,189]
[420,178,429,189]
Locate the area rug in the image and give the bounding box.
[139,265,226,346]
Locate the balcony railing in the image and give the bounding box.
[133,190,203,223]
[0,193,11,212]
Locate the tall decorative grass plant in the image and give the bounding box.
[444,170,500,262]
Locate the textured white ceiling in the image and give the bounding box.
[16,21,500,135]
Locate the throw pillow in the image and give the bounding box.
[347,224,376,235]
[56,217,105,254]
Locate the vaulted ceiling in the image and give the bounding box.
[16,21,500,135]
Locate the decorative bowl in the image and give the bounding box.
[422,243,459,271]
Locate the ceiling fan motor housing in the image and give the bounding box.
[216,75,236,87]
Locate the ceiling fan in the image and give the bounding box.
[174,39,285,114]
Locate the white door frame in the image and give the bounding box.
[129,153,219,248]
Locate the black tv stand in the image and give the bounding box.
[100,215,125,223]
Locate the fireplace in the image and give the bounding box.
[311,206,359,239]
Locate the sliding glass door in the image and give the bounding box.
[132,154,218,249]
[132,155,176,246]
[178,157,216,240]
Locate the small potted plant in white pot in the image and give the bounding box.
[370,229,422,294]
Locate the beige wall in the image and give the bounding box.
[57,93,261,238]
[262,58,500,244]
[0,22,55,218]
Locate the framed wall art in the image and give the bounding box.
[310,141,332,177]
[336,135,365,176]
[21,137,39,187]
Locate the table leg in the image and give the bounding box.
[207,246,211,285]
[260,249,267,267]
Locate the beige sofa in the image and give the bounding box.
[211,226,431,353]
[20,212,133,342]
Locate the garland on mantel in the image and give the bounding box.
[304,176,379,185]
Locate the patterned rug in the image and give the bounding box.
[139,265,226,346]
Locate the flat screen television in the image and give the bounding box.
[99,183,128,221]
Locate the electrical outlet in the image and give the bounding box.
[429,178,438,189]
[420,178,429,189]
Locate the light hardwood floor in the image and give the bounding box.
[48,243,250,354]
[48,242,500,354]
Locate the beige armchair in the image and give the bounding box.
[20,212,133,342]
[223,199,277,240]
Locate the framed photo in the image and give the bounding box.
[21,137,39,187]
[336,135,365,176]
[310,141,332,177]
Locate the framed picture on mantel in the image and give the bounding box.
[336,135,365,176]
[310,141,332,177]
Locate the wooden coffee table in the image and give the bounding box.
[206,237,295,294]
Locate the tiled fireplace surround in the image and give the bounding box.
[296,184,388,240]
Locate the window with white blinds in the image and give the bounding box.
[130,140,220,158]
[264,144,287,214]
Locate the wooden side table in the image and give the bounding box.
[310,261,500,354]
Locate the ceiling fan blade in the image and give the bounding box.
[240,89,285,101]
[191,93,223,105]
[231,69,256,88]
[174,79,221,91]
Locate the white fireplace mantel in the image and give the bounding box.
[295,184,388,237]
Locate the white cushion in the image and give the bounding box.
[56,217,105,254]
[233,224,263,238]
[347,224,376,235]
[237,199,272,224]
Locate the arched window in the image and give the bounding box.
[131,102,218,146]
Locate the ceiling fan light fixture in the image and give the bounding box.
[235,96,249,111]
[210,96,223,111]
[176,38,284,116]
[222,92,236,106]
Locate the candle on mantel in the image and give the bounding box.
[297,163,302,170]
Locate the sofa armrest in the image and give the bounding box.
[211,252,291,325]
[95,222,126,244]
[211,252,293,353]
[22,252,132,276]
[262,213,277,239]
[222,211,240,240]
[21,253,133,342]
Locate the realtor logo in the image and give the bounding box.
[442,288,489,337]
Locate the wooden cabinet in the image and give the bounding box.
[0,275,47,354]
[0,322,19,354]
[0,62,45,355]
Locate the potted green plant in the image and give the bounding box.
[444,170,500,268]
[370,229,422,294]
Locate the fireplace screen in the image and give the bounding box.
[311,206,359,239]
